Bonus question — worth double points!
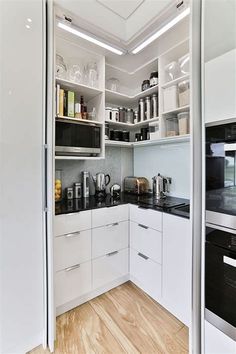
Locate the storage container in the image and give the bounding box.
[165,61,179,82]
[163,85,178,112]
[166,116,178,137]
[177,111,189,135]
[105,107,112,121]
[55,170,63,202]
[178,53,190,75]
[149,121,160,140]
[178,80,190,107]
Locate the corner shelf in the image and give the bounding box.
[56,77,103,101]
[162,105,190,116]
[105,116,159,129]
[105,84,158,106]
[105,134,190,148]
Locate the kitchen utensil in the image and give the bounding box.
[82,171,90,198]
[110,184,121,199]
[152,173,172,199]
[124,177,149,195]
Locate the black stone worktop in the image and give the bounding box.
[55,193,190,219]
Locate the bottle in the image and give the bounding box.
[80,95,84,116]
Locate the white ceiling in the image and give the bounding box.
[55,0,174,44]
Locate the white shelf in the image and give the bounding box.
[162,74,190,88]
[105,117,159,129]
[162,105,190,116]
[56,115,103,126]
[56,77,103,101]
[55,156,105,160]
[105,85,158,106]
[105,134,190,148]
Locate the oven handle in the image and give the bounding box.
[223,256,236,268]
[206,222,236,235]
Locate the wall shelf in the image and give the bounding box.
[162,74,190,88]
[162,105,190,116]
[105,116,159,129]
[105,134,190,148]
[56,77,103,101]
[55,155,105,160]
[56,115,103,126]
[105,85,158,106]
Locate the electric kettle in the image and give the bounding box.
[152,173,172,199]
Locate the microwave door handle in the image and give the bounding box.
[223,256,236,268]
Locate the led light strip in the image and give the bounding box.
[132,7,190,54]
[57,22,124,56]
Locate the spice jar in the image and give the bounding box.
[150,71,158,87]
[142,80,150,91]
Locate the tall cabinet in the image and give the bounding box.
[0,0,47,353]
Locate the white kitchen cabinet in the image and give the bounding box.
[205,49,236,124]
[130,221,162,264]
[162,213,191,326]
[92,221,129,259]
[54,230,91,271]
[130,248,162,301]
[54,210,91,236]
[205,320,236,354]
[93,248,129,289]
[55,261,91,308]
[92,204,129,228]
[129,205,162,231]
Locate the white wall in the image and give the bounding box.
[133,142,190,198]
[0,1,45,352]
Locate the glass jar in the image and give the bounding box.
[177,111,189,135]
[55,170,63,202]
[165,61,179,82]
[142,80,150,91]
[119,107,126,122]
[87,61,98,88]
[126,108,134,124]
[166,116,179,137]
[56,54,67,79]
[150,71,158,87]
[178,80,190,107]
[139,98,145,121]
[105,107,112,121]
[112,108,119,122]
[151,94,158,118]
[106,78,120,92]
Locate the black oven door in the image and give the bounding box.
[205,225,236,340]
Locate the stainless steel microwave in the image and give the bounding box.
[55,119,101,157]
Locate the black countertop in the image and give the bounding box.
[55,193,190,219]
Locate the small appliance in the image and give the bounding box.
[152,173,172,199]
[110,184,121,199]
[124,177,149,195]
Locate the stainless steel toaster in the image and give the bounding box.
[124,176,149,195]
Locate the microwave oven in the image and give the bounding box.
[55,119,101,157]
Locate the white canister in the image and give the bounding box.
[112,108,119,122]
[163,85,178,112]
[105,107,112,121]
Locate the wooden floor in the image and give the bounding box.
[30,281,188,354]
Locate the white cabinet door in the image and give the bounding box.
[130,221,162,264]
[92,221,129,259]
[129,205,162,231]
[54,230,91,271]
[162,213,191,326]
[92,205,129,228]
[130,248,162,301]
[205,321,236,354]
[54,210,91,236]
[55,261,91,308]
[92,248,129,289]
[205,49,236,124]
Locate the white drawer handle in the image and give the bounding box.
[138,223,149,230]
[106,251,118,257]
[64,231,80,238]
[65,264,80,272]
[223,256,236,268]
[138,252,149,260]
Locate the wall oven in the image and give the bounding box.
[55,118,101,157]
[205,225,236,340]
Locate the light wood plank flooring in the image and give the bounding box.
[29,281,188,354]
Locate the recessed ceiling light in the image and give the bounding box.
[25,24,31,29]
[27,18,32,23]
[131,7,190,54]
[57,22,124,56]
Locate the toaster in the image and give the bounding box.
[124,177,149,195]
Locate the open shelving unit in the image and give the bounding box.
[105,116,159,129]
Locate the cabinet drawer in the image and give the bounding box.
[54,230,91,272]
[54,210,91,236]
[130,221,162,264]
[129,205,162,231]
[130,248,162,301]
[92,205,129,228]
[55,261,91,307]
[92,221,128,259]
[92,248,128,289]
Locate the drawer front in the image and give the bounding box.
[55,261,91,307]
[92,205,129,228]
[54,210,91,236]
[54,230,91,271]
[92,248,129,289]
[130,248,162,301]
[129,205,162,231]
[92,221,129,259]
[130,221,162,264]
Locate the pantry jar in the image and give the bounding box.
[166,116,179,137]
[55,170,63,202]
[177,111,189,135]
[178,80,190,107]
